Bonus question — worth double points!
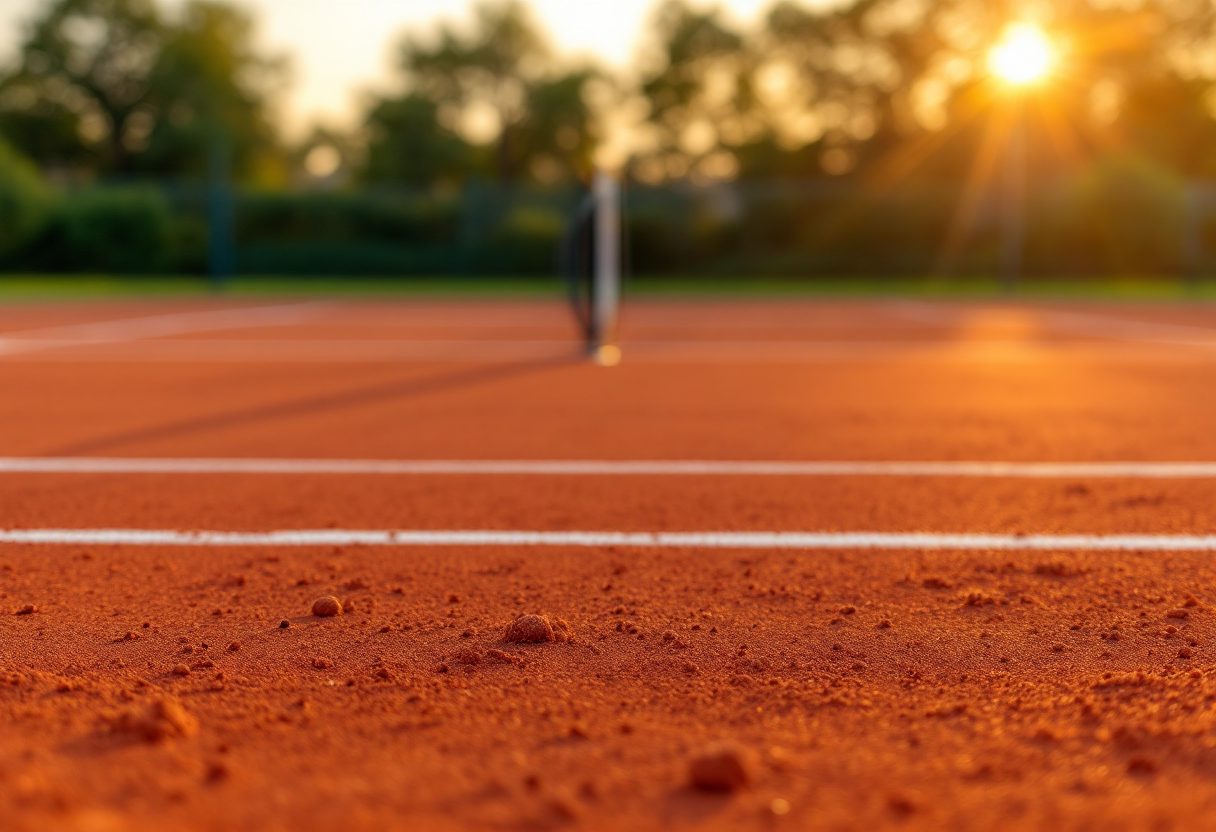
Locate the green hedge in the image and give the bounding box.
[0,165,1207,278]
[24,188,176,273]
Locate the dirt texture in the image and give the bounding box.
[3,298,1216,831]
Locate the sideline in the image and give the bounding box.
[0,302,327,357]
[6,458,1216,477]
[5,528,1216,550]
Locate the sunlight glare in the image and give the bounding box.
[989,23,1053,86]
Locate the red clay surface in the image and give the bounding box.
[4,297,1216,831]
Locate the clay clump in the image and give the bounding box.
[503,614,572,644]
[504,614,553,643]
[109,698,199,743]
[312,596,343,617]
[689,743,758,792]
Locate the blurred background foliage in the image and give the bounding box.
[4,0,1216,277]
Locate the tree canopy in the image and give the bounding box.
[739,0,1216,181]
[0,0,285,182]
[362,0,598,185]
[6,0,1216,188]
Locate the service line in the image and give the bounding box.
[4,528,1216,550]
[5,457,1216,477]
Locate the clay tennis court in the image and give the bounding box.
[4,295,1216,831]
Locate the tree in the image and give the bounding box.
[0,75,95,173]
[1,0,163,173]
[388,0,595,183]
[761,0,950,178]
[361,94,473,184]
[136,1,286,182]
[401,0,546,181]
[636,1,758,182]
[0,0,285,180]
[762,0,1216,180]
[516,70,598,183]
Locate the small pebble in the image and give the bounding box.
[312,596,343,617]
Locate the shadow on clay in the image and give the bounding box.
[48,356,573,456]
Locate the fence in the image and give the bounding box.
[5,169,1216,279]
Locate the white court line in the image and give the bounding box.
[7,339,1216,364]
[3,528,1216,550]
[0,302,327,357]
[5,458,1216,477]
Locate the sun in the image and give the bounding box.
[989,23,1054,86]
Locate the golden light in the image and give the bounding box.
[988,23,1054,86]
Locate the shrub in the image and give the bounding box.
[0,138,51,262]
[31,187,174,273]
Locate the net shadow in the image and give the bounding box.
[49,356,573,456]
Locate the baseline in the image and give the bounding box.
[6,458,1216,477]
[5,528,1216,550]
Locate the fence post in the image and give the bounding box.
[208,136,235,289]
[1183,183,1206,289]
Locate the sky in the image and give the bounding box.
[0,0,782,138]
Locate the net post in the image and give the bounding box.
[591,170,621,364]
